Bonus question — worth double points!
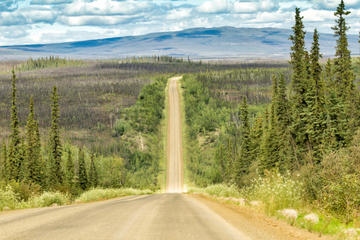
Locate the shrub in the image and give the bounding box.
[189,184,241,198]
[76,188,152,203]
[243,171,305,214]
[0,186,19,210]
[7,181,42,201]
[29,192,70,207]
[318,133,360,222]
[112,119,129,137]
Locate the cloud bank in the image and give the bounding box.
[0,0,359,45]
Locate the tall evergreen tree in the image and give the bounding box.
[1,143,7,181]
[331,0,356,144]
[261,76,281,171]
[276,74,290,128]
[78,148,88,190]
[48,86,63,187]
[289,8,306,99]
[8,69,23,181]
[65,148,75,188]
[25,97,42,185]
[289,8,309,163]
[332,0,354,98]
[89,153,98,188]
[305,30,327,162]
[310,29,324,103]
[234,97,251,186]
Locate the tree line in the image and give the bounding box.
[0,70,99,196]
[183,0,360,219]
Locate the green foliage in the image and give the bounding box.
[25,97,43,186]
[0,185,18,210]
[17,56,83,72]
[29,191,70,207]
[317,131,360,222]
[0,143,7,180]
[234,97,251,186]
[75,188,152,202]
[78,148,88,190]
[64,147,78,195]
[48,86,63,187]
[89,153,98,188]
[244,172,304,214]
[8,69,23,181]
[128,77,167,133]
[182,3,360,232]
[112,119,129,137]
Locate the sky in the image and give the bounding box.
[0,0,360,46]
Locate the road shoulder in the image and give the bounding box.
[190,193,332,240]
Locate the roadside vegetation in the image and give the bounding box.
[183,1,360,239]
[0,55,275,210]
[0,64,167,210]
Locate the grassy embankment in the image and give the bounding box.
[0,187,153,210]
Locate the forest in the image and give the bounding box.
[184,1,360,236]
[0,54,279,208]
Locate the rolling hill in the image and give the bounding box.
[0,26,359,60]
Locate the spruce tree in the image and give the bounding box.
[48,86,63,187]
[332,0,356,144]
[1,143,7,181]
[89,153,98,188]
[261,76,281,171]
[8,69,22,181]
[65,148,75,189]
[78,148,88,190]
[332,0,354,98]
[276,74,290,128]
[276,74,292,171]
[234,97,251,186]
[310,29,324,103]
[289,8,306,99]
[289,8,309,163]
[25,97,42,185]
[305,30,327,162]
[324,59,334,90]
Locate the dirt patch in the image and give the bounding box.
[191,194,333,240]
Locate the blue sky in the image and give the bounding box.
[0,0,359,45]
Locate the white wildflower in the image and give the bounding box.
[304,213,319,224]
[278,209,298,220]
[250,201,262,207]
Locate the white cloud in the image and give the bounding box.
[166,8,192,20]
[63,0,155,16]
[197,0,232,13]
[312,0,360,9]
[0,0,359,45]
[302,9,334,22]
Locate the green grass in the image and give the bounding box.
[0,186,152,211]
[157,76,170,192]
[76,188,153,203]
[188,176,356,239]
[179,76,192,191]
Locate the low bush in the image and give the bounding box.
[189,184,241,198]
[0,186,19,210]
[29,192,70,207]
[243,171,305,214]
[76,188,153,203]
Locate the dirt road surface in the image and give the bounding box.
[166,76,183,193]
[0,76,326,240]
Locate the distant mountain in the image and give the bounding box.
[0,27,359,60]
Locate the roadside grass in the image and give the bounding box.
[158,76,170,192]
[178,76,191,191]
[76,188,153,203]
[0,186,152,211]
[188,175,355,239]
